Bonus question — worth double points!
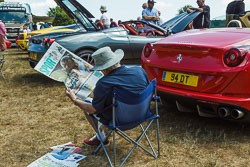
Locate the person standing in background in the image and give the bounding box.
[142,2,148,17]
[226,0,245,15]
[157,11,164,26]
[23,24,31,33]
[142,0,159,25]
[187,0,210,29]
[100,5,110,29]
[0,20,7,52]
[142,3,148,10]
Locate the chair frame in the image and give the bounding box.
[0,54,5,80]
[90,79,160,167]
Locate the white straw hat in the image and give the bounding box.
[91,47,124,71]
[100,5,107,12]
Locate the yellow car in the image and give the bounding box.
[17,24,80,50]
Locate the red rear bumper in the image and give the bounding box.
[158,85,250,110]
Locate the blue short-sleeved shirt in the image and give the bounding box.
[92,65,150,124]
[142,7,159,25]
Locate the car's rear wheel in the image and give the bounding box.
[29,61,36,68]
[76,49,95,65]
[227,20,242,28]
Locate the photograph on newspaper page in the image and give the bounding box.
[34,42,103,100]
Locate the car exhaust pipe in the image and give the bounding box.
[218,107,230,118]
[231,109,244,119]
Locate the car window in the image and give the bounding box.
[62,0,96,31]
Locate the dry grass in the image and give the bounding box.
[1,48,250,167]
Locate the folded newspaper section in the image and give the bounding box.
[27,142,86,167]
[34,42,103,100]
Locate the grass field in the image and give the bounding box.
[1,48,250,167]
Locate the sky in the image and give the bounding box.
[4,0,250,23]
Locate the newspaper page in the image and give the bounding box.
[27,153,79,167]
[34,42,103,100]
[27,142,87,167]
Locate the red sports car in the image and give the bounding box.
[142,28,250,121]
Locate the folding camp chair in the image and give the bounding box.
[90,79,160,167]
[0,54,5,80]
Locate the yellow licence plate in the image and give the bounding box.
[162,71,199,87]
[29,52,37,60]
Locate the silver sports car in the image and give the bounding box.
[28,0,200,67]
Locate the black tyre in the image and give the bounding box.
[76,49,95,65]
[29,61,36,68]
[227,20,242,27]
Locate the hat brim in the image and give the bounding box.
[91,49,124,71]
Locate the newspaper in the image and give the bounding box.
[34,42,103,100]
[27,153,79,167]
[27,143,86,167]
[51,146,81,160]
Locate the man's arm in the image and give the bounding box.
[143,14,159,21]
[188,7,204,13]
[66,89,96,114]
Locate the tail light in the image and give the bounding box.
[49,38,55,45]
[224,48,246,67]
[43,37,48,44]
[144,43,153,58]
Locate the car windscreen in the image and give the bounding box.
[0,11,27,23]
[62,0,96,31]
[170,11,201,33]
[161,12,186,30]
[161,11,201,33]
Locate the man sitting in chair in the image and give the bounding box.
[66,47,150,146]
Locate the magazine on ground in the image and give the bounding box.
[34,42,103,101]
[27,142,86,167]
[51,145,81,160]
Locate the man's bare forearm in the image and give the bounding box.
[189,7,203,13]
[143,15,158,21]
[66,88,96,114]
[74,99,96,114]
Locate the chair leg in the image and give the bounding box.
[139,124,157,158]
[156,118,160,158]
[92,130,112,154]
[119,120,155,166]
[90,117,113,167]
[155,99,160,158]
[116,121,156,157]
[113,129,116,167]
[116,130,154,157]
[0,57,5,80]
[0,70,4,80]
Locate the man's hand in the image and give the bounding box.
[152,16,159,21]
[66,88,77,102]
[187,8,191,13]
